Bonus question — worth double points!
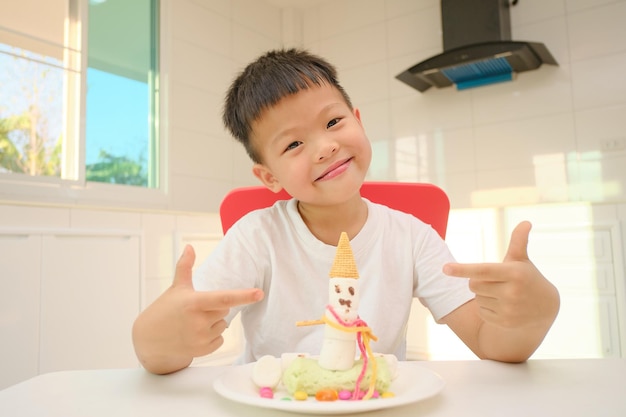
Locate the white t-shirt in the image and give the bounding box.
[193,198,474,363]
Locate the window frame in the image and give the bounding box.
[0,0,169,210]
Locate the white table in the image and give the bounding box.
[1,359,624,416]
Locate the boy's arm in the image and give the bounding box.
[439,221,560,362]
[132,245,264,374]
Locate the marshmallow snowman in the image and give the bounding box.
[317,232,361,371]
[251,232,386,397]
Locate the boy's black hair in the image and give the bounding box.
[222,48,353,163]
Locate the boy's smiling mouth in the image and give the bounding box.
[315,158,353,181]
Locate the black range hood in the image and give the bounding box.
[396,0,558,92]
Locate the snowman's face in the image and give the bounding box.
[328,277,360,321]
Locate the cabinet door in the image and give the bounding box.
[39,233,140,373]
[526,225,622,358]
[0,234,41,389]
[536,294,620,358]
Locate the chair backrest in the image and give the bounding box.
[219,181,450,239]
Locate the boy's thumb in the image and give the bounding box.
[504,221,531,263]
[172,245,196,288]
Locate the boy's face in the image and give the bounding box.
[250,83,372,206]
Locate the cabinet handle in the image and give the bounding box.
[0,234,30,239]
[51,234,134,239]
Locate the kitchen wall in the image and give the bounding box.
[296,0,626,209]
[164,0,626,214]
[163,0,273,211]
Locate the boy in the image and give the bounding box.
[132,49,560,375]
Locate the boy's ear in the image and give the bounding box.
[353,107,362,124]
[252,164,283,193]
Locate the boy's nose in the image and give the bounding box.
[317,140,338,161]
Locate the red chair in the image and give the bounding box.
[219,182,450,239]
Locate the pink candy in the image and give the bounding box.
[338,390,352,400]
[259,386,274,398]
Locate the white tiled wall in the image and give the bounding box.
[160,0,625,214]
[293,0,626,212]
[165,0,283,212]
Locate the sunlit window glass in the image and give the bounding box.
[86,0,159,187]
[0,0,75,179]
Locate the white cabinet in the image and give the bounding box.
[528,223,625,358]
[0,230,141,389]
[0,234,41,389]
[39,233,140,373]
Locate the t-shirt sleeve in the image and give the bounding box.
[412,225,475,322]
[191,215,268,322]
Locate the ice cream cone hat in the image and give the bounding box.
[329,232,359,279]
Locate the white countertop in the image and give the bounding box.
[1,358,625,416]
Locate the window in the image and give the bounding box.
[0,0,161,201]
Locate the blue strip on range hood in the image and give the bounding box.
[441,56,513,90]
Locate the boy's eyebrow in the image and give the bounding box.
[270,127,298,145]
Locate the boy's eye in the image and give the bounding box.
[285,141,302,151]
[327,118,340,129]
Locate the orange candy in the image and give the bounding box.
[315,389,339,402]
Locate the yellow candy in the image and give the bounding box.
[293,391,308,401]
[381,391,395,398]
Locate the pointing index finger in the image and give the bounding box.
[197,288,265,311]
[443,262,505,282]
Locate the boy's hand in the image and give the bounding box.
[443,221,559,330]
[132,245,264,374]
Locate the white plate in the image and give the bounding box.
[213,361,445,415]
